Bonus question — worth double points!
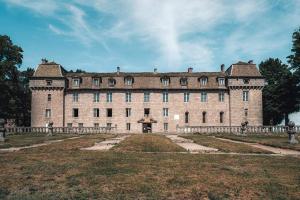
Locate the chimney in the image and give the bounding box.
[248,60,253,64]
[154,68,157,74]
[188,67,193,73]
[41,58,48,64]
[117,66,120,74]
[220,64,225,72]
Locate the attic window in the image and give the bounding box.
[73,78,80,86]
[161,77,170,86]
[124,76,134,86]
[218,78,225,86]
[243,79,250,84]
[46,80,52,86]
[199,77,208,86]
[93,78,100,86]
[108,78,116,87]
[180,77,188,86]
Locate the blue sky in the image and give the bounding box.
[1,0,300,73]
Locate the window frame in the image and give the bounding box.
[93,108,100,118]
[243,91,249,102]
[184,92,189,102]
[73,108,79,118]
[162,91,168,102]
[201,92,207,102]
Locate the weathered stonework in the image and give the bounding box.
[30,60,265,133]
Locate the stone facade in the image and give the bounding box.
[29,60,265,133]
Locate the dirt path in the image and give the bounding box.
[214,137,300,155]
[166,135,218,153]
[81,135,129,151]
[0,136,81,153]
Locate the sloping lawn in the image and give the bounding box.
[113,134,186,152]
[0,134,299,199]
[217,134,300,151]
[0,133,79,149]
[183,135,272,154]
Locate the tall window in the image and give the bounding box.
[202,112,206,123]
[73,108,79,117]
[94,92,100,102]
[243,91,249,101]
[185,112,189,123]
[107,108,112,117]
[164,123,168,131]
[184,92,189,102]
[47,94,51,101]
[126,123,131,131]
[201,92,207,102]
[126,108,131,117]
[219,92,224,102]
[73,92,79,102]
[218,78,225,86]
[144,108,150,117]
[93,78,100,86]
[220,112,224,123]
[163,92,168,102]
[93,108,100,117]
[107,92,112,102]
[144,92,150,102]
[163,108,169,117]
[200,77,208,86]
[45,109,51,118]
[125,92,132,102]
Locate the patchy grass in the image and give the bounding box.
[217,134,300,151]
[182,135,272,154]
[0,133,79,149]
[113,134,186,152]
[0,134,300,199]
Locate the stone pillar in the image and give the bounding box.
[287,121,298,144]
[0,119,6,142]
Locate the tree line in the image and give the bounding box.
[0,28,300,126]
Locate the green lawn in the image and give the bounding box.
[0,134,299,199]
[113,134,186,152]
[182,135,272,154]
[217,134,300,151]
[0,133,80,149]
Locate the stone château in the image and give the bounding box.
[29,60,265,133]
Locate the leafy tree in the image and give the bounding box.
[259,58,299,125]
[287,27,300,78]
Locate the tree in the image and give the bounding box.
[0,35,23,122]
[259,58,299,125]
[287,27,300,78]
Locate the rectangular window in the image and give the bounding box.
[202,112,206,123]
[73,79,80,86]
[162,79,169,86]
[94,92,100,102]
[93,78,100,86]
[126,123,131,131]
[243,91,249,101]
[46,80,52,86]
[94,123,99,128]
[47,94,51,101]
[163,108,168,117]
[200,78,207,86]
[45,109,51,118]
[163,92,168,102]
[73,108,79,117]
[126,108,131,117]
[125,78,133,86]
[184,92,189,102]
[220,112,224,123]
[218,78,225,86]
[201,92,207,102]
[125,92,132,102]
[67,123,72,128]
[93,108,100,117]
[73,92,79,102]
[144,108,150,117]
[219,92,224,102]
[107,108,112,117]
[78,123,83,128]
[164,123,168,131]
[106,92,112,102]
[185,112,189,123]
[144,92,150,102]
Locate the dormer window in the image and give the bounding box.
[243,78,250,84]
[218,78,225,86]
[73,78,80,86]
[199,77,208,86]
[93,78,100,86]
[124,76,134,86]
[108,78,116,87]
[46,80,52,86]
[180,77,188,86]
[161,77,170,86]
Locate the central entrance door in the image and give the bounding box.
[142,123,152,133]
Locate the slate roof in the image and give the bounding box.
[226,61,262,77]
[33,62,66,77]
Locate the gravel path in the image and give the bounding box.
[81,135,129,151]
[214,137,300,155]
